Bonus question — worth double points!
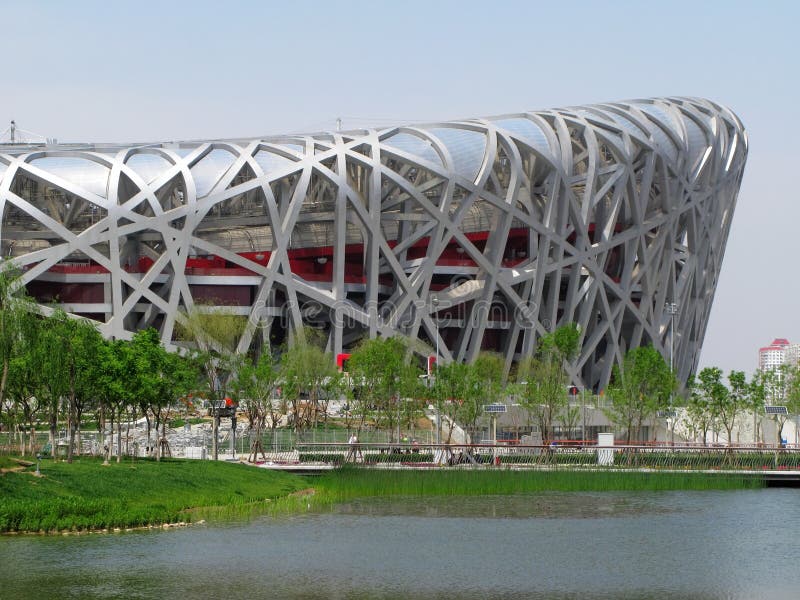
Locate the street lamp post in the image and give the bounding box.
[666,301,678,445]
[396,396,401,445]
[581,388,586,447]
[432,297,440,446]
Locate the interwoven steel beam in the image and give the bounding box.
[0,97,747,391]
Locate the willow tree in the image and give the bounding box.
[176,304,247,459]
[39,311,104,463]
[6,311,43,456]
[0,263,36,429]
[176,305,247,398]
[279,329,340,439]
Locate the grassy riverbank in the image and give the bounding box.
[0,457,306,533]
[1,459,765,534]
[310,468,764,503]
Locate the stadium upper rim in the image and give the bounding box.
[0,95,746,155]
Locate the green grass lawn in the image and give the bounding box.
[0,455,28,470]
[167,416,208,429]
[0,457,306,533]
[1,457,766,534]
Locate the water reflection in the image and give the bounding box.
[1,490,798,600]
[328,492,682,519]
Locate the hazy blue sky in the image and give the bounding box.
[1,0,797,375]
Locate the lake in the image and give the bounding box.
[1,489,797,599]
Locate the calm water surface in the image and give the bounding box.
[1,489,798,599]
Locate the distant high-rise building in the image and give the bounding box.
[759,338,790,372]
[757,338,794,403]
[784,343,800,368]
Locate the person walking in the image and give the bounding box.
[347,433,361,463]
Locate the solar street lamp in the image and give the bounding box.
[484,404,507,465]
[765,406,788,447]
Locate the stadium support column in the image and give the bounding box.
[366,132,382,338]
[332,144,347,357]
[103,280,112,323]
[433,296,440,446]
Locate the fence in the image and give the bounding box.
[293,442,800,471]
[0,431,98,457]
[0,427,437,460]
[5,430,798,472]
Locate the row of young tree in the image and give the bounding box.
[0,267,222,461]
[0,293,346,461]
[0,303,594,459]
[0,304,697,461]
[0,309,197,462]
[3,256,797,456]
[686,365,800,446]
[343,327,800,447]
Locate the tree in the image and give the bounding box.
[515,323,581,441]
[604,345,675,443]
[716,370,748,446]
[347,336,419,442]
[128,328,198,460]
[699,368,727,444]
[94,338,134,463]
[232,352,280,461]
[430,361,470,444]
[5,311,43,456]
[39,312,104,463]
[763,364,789,405]
[561,404,581,440]
[36,314,70,459]
[748,371,768,444]
[0,263,36,433]
[685,368,730,446]
[176,305,247,459]
[777,364,800,445]
[462,352,506,442]
[279,329,340,438]
[748,365,800,445]
[156,348,200,458]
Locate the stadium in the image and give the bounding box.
[0,97,747,391]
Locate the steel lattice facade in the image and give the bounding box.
[0,97,747,391]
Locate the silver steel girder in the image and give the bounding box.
[0,96,747,392]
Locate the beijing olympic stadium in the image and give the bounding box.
[0,97,747,392]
